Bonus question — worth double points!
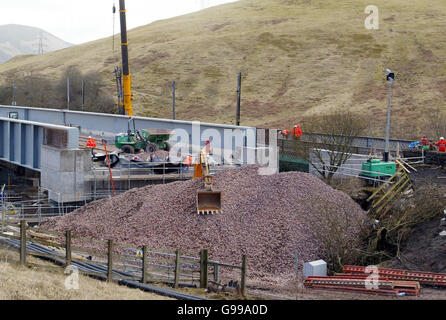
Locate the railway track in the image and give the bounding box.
[0,237,207,300]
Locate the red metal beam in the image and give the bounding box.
[343,265,446,287]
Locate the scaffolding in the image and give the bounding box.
[0,161,241,225]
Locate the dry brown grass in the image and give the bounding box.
[0,0,445,139]
[0,247,172,300]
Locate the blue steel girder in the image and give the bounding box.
[0,105,257,151]
[0,117,79,171]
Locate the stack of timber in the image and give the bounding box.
[367,168,412,217]
[304,276,420,296]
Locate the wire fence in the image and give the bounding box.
[0,220,247,294]
[309,150,425,186]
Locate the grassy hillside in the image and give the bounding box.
[0,24,72,64]
[0,248,170,300]
[0,0,445,138]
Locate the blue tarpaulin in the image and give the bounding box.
[409,141,420,149]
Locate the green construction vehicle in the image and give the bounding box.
[360,158,396,185]
[115,119,173,154]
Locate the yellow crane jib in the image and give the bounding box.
[118,0,133,117]
[122,74,133,117]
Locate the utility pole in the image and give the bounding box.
[67,77,70,110]
[112,3,116,52]
[38,32,44,55]
[236,72,242,126]
[172,80,176,120]
[12,82,16,106]
[33,31,46,55]
[384,69,395,162]
[81,80,85,111]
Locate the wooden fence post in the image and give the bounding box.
[214,263,220,283]
[174,249,181,289]
[142,245,147,284]
[107,240,113,282]
[1,204,6,234]
[200,249,209,289]
[65,230,72,267]
[20,220,26,266]
[199,250,204,288]
[241,254,247,297]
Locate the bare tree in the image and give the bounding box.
[54,66,115,113]
[22,76,52,107]
[55,65,83,109]
[425,107,446,141]
[0,67,115,114]
[309,194,368,272]
[0,84,11,105]
[300,111,368,184]
[82,71,115,114]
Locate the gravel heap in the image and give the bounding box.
[43,165,367,285]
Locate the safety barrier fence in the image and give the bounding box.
[278,138,413,157]
[88,162,240,198]
[1,162,242,225]
[307,147,424,184]
[280,132,414,152]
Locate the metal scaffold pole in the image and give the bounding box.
[1,185,5,233]
[383,69,395,162]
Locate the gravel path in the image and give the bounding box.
[43,165,367,286]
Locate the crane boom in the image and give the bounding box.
[119,0,133,117]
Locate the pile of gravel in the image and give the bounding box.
[43,165,367,285]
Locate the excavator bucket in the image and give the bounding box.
[196,191,222,215]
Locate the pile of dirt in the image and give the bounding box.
[409,166,446,187]
[388,216,446,273]
[43,165,367,286]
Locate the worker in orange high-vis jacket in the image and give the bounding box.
[436,137,446,152]
[86,136,97,156]
[183,154,192,173]
[205,140,213,155]
[281,130,290,137]
[291,125,302,138]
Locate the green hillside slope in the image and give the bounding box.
[0,0,445,138]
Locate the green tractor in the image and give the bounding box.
[115,119,173,154]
